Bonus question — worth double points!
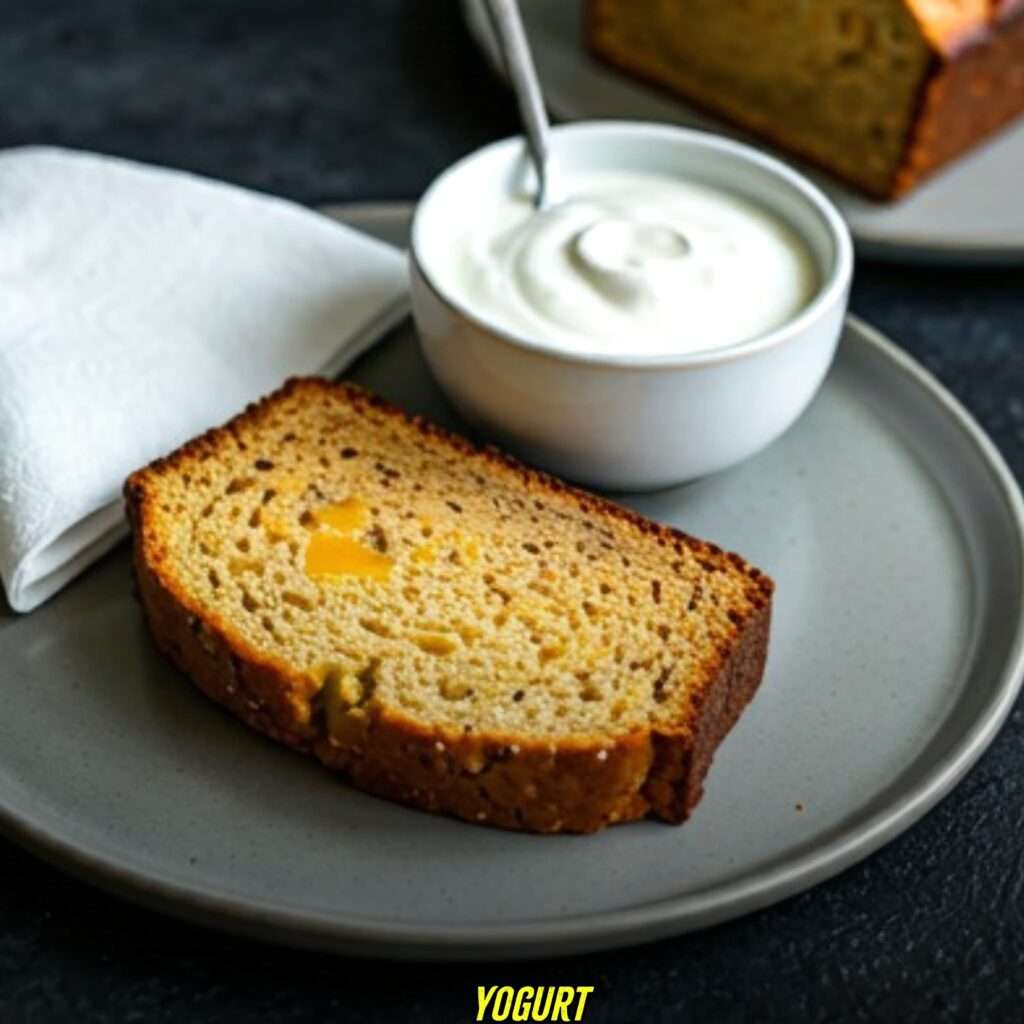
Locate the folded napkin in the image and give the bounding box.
[0,147,408,612]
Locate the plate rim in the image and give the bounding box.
[2,207,1023,959]
[460,0,1024,264]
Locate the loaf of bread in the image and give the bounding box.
[125,378,773,833]
[587,0,1024,198]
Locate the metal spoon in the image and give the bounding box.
[484,0,552,209]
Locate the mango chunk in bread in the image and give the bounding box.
[125,378,773,833]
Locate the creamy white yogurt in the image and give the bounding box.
[441,171,818,357]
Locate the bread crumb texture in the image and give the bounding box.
[126,378,773,832]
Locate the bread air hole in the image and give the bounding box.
[439,678,473,701]
[653,667,673,704]
[414,633,459,656]
[228,556,263,577]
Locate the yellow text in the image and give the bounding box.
[476,985,594,1022]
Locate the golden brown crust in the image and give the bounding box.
[895,9,1024,195]
[125,378,773,834]
[644,600,770,822]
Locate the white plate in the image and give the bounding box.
[0,204,1021,962]
[462,0,1024,263]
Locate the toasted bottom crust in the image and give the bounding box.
[133,535,770,834]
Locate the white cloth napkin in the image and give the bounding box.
[0,146,409,613]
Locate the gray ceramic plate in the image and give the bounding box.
[462,0,1024,263]
[0,203,1021,962]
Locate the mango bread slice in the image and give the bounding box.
[125,378,773,833]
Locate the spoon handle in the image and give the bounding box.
[485,0,551,208]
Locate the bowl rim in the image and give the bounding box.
[410,119,853,370]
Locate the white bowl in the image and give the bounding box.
[410,121,853,490]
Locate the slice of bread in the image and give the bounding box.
[587,0,1024,199]
[125,378,773,833]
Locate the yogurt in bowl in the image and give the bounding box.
[445,170,819,359]
[410,121,852,490]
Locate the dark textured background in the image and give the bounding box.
[2,2,1024,1021]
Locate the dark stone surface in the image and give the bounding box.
[1,2,1023,1021]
